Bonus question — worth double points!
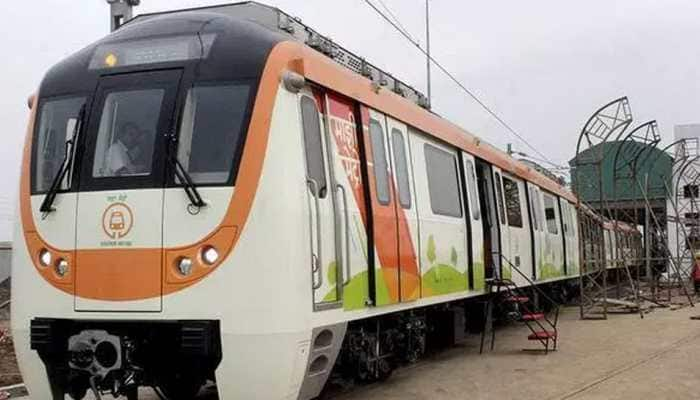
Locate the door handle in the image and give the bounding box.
[337,184,351,285]
[307,178,323,290]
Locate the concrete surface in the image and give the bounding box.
[10,303,700,400]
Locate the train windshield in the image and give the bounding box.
[92,89,163,178]
[33,97,85,193]
[176,83,252,185]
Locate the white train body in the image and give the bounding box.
[11,3,640,400]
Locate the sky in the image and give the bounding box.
[1,0,699,240]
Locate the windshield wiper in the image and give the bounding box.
[169,152,206,209]
[40,104,85,213]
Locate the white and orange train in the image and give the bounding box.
[11,2,642,400]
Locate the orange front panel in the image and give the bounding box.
[75,249,161,301]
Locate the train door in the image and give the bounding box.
[541,192,565,279]
[492,167,511,278]
[410,134,468,296]
[568,206,580,275]
[501,174,533,284]
[324,92,371,310]
[475,159,500,280]
[560,199,579,275]
[387,121,421,301]
[74,69,182,311]
[528,185,545,280]
[299,91,341,309]
[360,108,401,306]
[462,153,485,290]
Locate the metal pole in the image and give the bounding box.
[107,0,140,32]
[425,0,432,106]
[645,173,651,280]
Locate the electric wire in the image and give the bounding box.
[375,0,420,45]
[361,0,564,170]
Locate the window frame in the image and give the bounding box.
[391,128,412,209]
[494,172,506,225]
[300,95,328,198]
[173,81,255,186]
[369,118,391,206]
[502,176,524,228]
[78,69,181,192]
[543,192,559,235]
[90,88,166,179]
[464,159,481,221]
[424,142,463,218]
[528,186,539,231]
[30,95,87,195]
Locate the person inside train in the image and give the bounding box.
[105,121,150,176]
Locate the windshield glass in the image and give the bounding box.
[92,89,164,178]
[33,97,85,193]
[176,84,251,185]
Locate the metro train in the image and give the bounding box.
[11,2,643,400]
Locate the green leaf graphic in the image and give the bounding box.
[427,235,436,264]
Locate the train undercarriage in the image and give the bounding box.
[330,279,577,391]
[30,319,221,400]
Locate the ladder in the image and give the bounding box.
[480,256,561,354]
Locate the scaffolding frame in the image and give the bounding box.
[574,97,633,319]
[573,97,696,320]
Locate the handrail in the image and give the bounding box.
[337,184,351,285]
[307,178,323,290]
[497,254,561,310]
[494,254,561,344]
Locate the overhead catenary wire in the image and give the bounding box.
[361,0,564,170]
[375,0,420,45]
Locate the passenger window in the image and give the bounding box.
[424,143,462,217]
[564,205,573,237]
[537,190,545,230]
[528,186,538,231]
[503,177,523,228]
[33,97,85,193]
[494,172,506,225]
[465,159,480,220]
[370,119,390,205]
[177,84,252,184]
[300,96,327,197]
[92,89,163,178]
[391,129,411,209]
[544,193,559,234]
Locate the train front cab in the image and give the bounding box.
[11,11,309,400]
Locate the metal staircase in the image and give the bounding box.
[480,256,561,354]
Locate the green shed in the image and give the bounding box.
[569,141,672,220]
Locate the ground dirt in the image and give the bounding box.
[0,280,22,388]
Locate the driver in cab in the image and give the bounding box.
[106,122,150,176]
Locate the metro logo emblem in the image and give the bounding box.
[102,202,134,239]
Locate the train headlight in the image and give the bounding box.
[55,259,69,277]
[39,249,52,267]
[201,246,219,265]
[177,257,193,276]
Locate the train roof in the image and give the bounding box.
[128,1,576,202]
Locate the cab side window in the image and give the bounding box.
[300,96,327,197]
